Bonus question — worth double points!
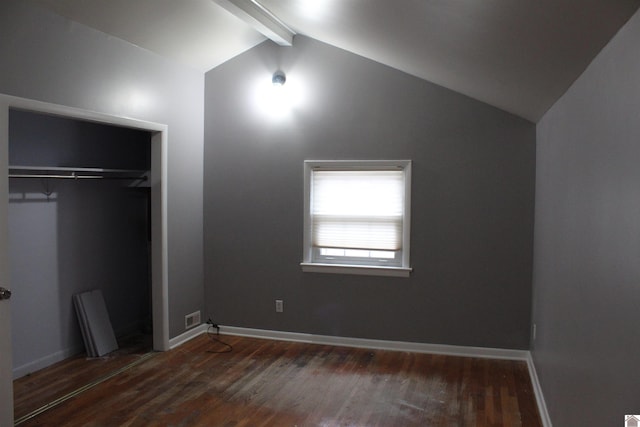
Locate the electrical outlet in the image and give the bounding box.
[275,299,283,313]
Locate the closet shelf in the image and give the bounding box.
[8,165,149,181]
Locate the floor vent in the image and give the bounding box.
[185,311,201,330]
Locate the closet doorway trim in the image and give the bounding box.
[0,93,170,352]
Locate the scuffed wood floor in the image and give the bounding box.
[13,332,153,423]
[15,333,542,426]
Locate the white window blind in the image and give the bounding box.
[302,160,412,277]
[311,170,404,251]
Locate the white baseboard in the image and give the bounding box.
[219,325,529,360]
[168,323,208,349]
[526,353,553,427]
[13,344,84,379]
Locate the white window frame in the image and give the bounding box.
[301,160,412,277]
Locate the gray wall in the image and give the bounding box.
[532,8,640,426]
[9,110,151,375]
[204,37,536,349]
[0,0,205,339]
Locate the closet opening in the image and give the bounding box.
[0,98,169,423]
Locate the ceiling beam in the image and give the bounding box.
[213,0,295,46]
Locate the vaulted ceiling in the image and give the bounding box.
[28,0,640,122]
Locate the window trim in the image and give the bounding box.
[301,160,412,278]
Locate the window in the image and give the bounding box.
[301,160,412,277]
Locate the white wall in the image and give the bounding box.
[0,0,205,339]
[532,8,640,426]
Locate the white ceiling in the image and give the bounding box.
[28,0,640,122]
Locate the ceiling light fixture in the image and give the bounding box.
[272,70,286,86]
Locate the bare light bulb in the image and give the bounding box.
[272,70,286,86]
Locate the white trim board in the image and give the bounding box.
[168,324,208,349]
[526,354,553,427]
[12,344,84,380]
[219,325,529,360]
[0,94,170,352]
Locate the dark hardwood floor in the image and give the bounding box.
[14,333,542,426]
[13,332,153,423]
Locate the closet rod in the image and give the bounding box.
[9,173,148,181]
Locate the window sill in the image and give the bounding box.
[300,262,412,278]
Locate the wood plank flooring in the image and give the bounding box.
[13,333,153,422]
[14,333,542,426]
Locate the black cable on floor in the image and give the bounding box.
[206,325,233,353]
